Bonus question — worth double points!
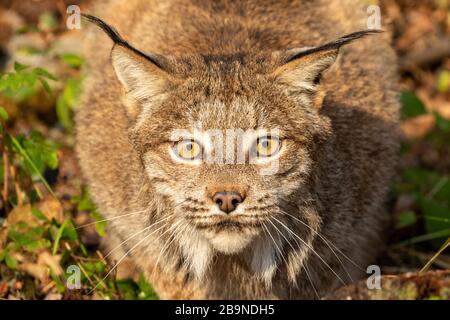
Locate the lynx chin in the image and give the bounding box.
[76,0,399,299]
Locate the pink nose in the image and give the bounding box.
[212,192,244,213]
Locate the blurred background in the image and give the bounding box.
[0,0,449,300]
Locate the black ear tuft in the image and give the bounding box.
[81,14,126,45]
[285,30,383,63]
[81,13,166,70]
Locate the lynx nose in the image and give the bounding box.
[212,192,244,214]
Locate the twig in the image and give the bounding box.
[420,237,450,273]
[10,164,22,206]
[2,150,9,210]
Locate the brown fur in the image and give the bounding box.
[75,0,399,299]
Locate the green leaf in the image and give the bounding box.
[434,112,450,133]
[116,279,138,300]
[8,228,34,246]
[137,274,159,300]
[38,12,58,32]
[9,132,59,186]
[50,271,66,294]
[56,78,82,129]
[31,207,49,222]
[5,242,20,252]
[437,70,450,93]
[56,96,71,129]
[403,168,433,187]
[0,106,9,121]
[24,239,51,252]
[90,210,106,237]
[61,220,78,241]
[33,67,57,81]
[72,189,96,211]
[14,62,29,72]
[0,63,57,100]
[93,261,106,274]
[419,196,450,249]
[38,77,51,94]
[0,250,6,261]
[395,211,417,229]
[59,53,85,68]
[5,253,17,269]
[400,91,427,120]
[28,226,45,238]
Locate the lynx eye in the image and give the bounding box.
[254,136,280,158]
[173,139,202,160]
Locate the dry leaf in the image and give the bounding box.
[36,197,64,224]
[5,198,63,229]
[6,204,38,227]
[18,251,62,281]
[44,292,63,300]
[401,114,435,140]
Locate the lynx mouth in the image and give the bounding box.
[185,214,268,230]
[193,219,262,230]
[185,215,265,254]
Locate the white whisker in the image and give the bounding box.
[103,213,177,260]
[150,220,190,278]
[89,222,169,294]
[303,262,320,299]
[267,216,319,298]
[271,215,346,286]
[260,221,287,266]
[78,199,187,230]
[280,209,363,275]
[75,209,147,229]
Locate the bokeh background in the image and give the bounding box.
[0,0,449,299]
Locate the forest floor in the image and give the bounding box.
[0,0,449,300]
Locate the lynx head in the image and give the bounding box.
[84,15,379,283]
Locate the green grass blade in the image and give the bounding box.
[52,219,69,256]
[393,229,450,247]
[9,134,56,198]
[420,237,450,273]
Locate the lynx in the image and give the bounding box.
[76,0,399,299]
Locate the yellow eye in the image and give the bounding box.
[255,136,280,158]
[173,139,202,160]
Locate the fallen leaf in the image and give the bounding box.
[6,198,63,228]
[401,114,435,140]
[18,250,62,281]
[36,197,64,224]
[6,204,38,227]
[44,292,62,300]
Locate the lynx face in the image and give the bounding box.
[133,70,329,280]
[84,14,378,281]
[120,52,333,279]
[141,92,318,254]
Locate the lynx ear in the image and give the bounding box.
[272,30,382,108]
[110,46,171,116]
[82,14,173,118]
